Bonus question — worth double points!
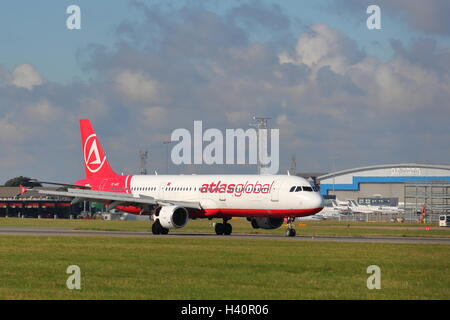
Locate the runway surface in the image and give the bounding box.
[0,226,449,244]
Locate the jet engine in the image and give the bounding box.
[251,217,283,229]
[158,206,189,229]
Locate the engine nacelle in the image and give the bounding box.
[158,206,189,229]
[251,217,284,229]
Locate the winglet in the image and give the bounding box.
[19,185,27,196]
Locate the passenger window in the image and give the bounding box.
[289,186,295,192]
[295,186,302,192]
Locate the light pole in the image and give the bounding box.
[139,150,148,175]
[332,157,335,195]
[250,116,271,174]
[163,140,173,174]
[331,155,340,197]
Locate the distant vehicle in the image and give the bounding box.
[439,214,450,227]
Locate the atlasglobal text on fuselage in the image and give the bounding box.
[38,119,324,237]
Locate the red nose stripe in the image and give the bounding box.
[203,207,324,218]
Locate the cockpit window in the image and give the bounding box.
[289,186,296,192]
[303,186,313,192]
[295,186,302,192]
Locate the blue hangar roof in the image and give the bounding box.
[316,163,450,196]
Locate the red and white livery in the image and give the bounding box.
[39,119,324,237]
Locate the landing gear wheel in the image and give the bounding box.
[251,219,259,229]
[152,221,161,235]
[152,220,169,235]
[215,223,224,235]
[285,217,296,237]
[286,228,296,237]
[224,223,232,235]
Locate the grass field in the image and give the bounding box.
[1,217,450,238]
[0,235,449,299]
[0,218,449,300]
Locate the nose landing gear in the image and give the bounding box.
[286,217,296,237]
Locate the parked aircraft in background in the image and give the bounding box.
[347,200,377,214]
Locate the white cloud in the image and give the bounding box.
[279,24,361,74]
[78,96,108,119]
[140,106,169,129]
[0,119,25,142]
[113,70,160,104]
[9,64,43,90]
[24,99,62,123]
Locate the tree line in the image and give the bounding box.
[1,176,42,187]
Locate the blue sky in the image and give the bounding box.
[0,0,450,182]
[1,0,444,82]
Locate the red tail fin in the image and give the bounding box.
[80,119,117,179]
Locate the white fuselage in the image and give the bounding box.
[122,174,324,218]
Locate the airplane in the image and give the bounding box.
[346,199,377,214]
[317,200,345,218]
[37,119,324,237]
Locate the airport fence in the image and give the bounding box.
[329,212,442,223]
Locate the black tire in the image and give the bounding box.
[160,227,169,235]
[215,223,224,235]
[289,229,296,237]
[251,219,259,229]
[152,221,161,235]
[224,223,232,235]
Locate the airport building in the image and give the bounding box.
[316,163,450,205]
[0,187,77,218]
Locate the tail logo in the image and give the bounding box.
[84,134,106,173]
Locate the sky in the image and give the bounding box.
[0,0,450,183]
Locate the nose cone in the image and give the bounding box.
[311,193,325,210]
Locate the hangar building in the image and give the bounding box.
[0,187,78,218]
[316,163,450,204]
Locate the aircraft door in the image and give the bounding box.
[271,181,279,202]
[158,183,166,200]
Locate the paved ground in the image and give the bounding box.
[0,226,449,244]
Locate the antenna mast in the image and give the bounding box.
[139,150,148,175]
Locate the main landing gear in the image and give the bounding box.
[152,220,169,235]
[285,217,296,237]
[214,218,233,235]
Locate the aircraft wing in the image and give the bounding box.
[38,188,202,210]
